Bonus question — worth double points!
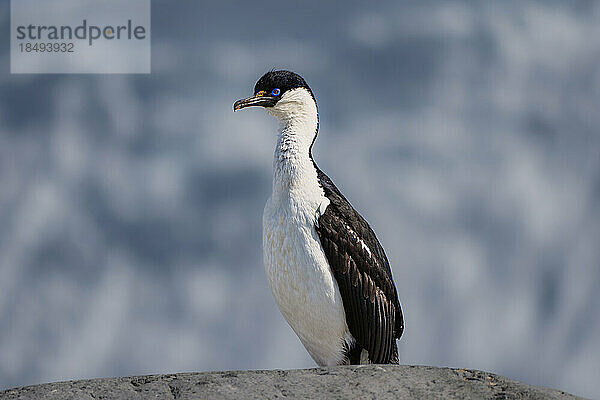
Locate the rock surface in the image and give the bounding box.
[0,365,584,400]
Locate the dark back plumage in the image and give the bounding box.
[314,165,404,364]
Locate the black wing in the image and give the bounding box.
[314,167,404,364]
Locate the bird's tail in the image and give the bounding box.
[346,342,399,365]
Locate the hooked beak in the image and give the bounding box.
[233,95,277,111]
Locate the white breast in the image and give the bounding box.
[263,187,350,366]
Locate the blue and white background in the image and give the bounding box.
[1,1,599,398]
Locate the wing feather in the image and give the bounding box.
[314,166,403,364]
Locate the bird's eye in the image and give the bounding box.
[271,88,281,96]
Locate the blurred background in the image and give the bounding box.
[1,1,599,398]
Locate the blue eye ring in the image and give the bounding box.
[271,88,281,96]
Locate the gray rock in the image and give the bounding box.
[0,365,584,400]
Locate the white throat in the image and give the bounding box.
[266,87,319,196]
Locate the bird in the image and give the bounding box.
[233,70,403,365]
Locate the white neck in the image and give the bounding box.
[267,88,319,197]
